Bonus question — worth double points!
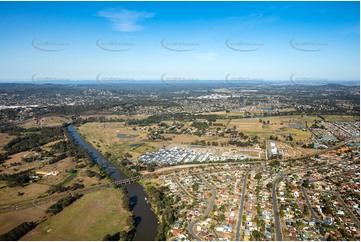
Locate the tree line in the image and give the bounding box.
[145,184,178,240]
[0,221,38,241]
[0,169,35,187]
[46,193,83,215]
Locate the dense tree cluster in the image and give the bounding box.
[4,127,63,155]
[0,124,26,135]
[0,169,35,187]
[47,183,85,195]
[228,139,254,147]
[0,152,9,164]
[190,140,219,146]
[50,137,93,164]
[191,121,209,130]
[145,185,177,240]
[147,130,172,141]
[269,135,279,141]
[269,160,281,167]
[48,153,67,164]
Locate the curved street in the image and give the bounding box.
[199,175,217,219]
[187,175,217,240]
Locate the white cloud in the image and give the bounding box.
[227,13,264,21]
[98,8,156,32]
[335,24,359,36]
[195,52,218,61]
[225,13,279,29]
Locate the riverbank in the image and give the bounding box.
[66,125,158,240]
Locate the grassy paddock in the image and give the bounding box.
[322,115,359,122]
[21,188,132,241]
[0,133,14,152]
[19,116,71,129]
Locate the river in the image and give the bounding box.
[66,125,158,240]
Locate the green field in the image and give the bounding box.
[322,115,359,122]
[227,115,321,140]
[21,188,132,241]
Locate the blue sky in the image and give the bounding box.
[0,1,359,82]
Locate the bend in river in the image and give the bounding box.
[66,125,158,241]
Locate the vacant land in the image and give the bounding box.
[199,108,297,117]
[20,116,71,129]
[0,206,49,235]
[0,152,106,210]
[77,122,167,160]
[226,115,320,140]
[0,133,14,152]
[21,188,132,241]
[3,151,36,167]
[80,114,149,120]
[0,182,50,206]
[276,141,315,157]
[76,116,318,161]
[322,115,359,122]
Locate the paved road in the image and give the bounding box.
[235,169,250,240]
[173,178,196,199]
[336,194,360,228]
[145,160,264,176]
[199,175,217,218]
[272,160,347,241]
[187,175,217,240]
[272,175,284,241]
[188,219,201,241]
[301,186,318,220]
[309,169,357,182]
[307,188,360,228]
